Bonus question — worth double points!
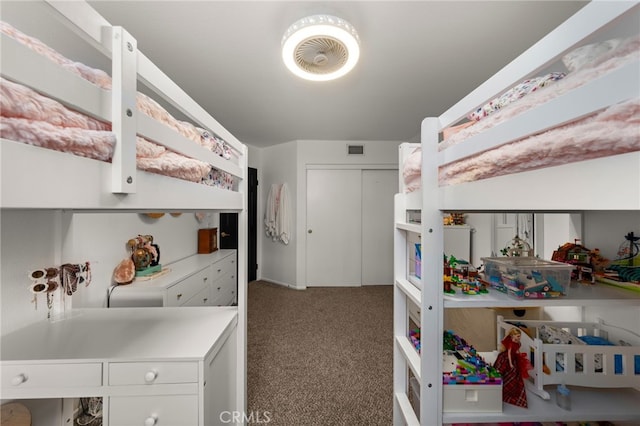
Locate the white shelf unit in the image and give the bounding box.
[394,193,640,425]
[393,1,640,423]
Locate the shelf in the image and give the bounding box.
[444,281,640,308]
[395,335,421,383]
[443,386,640,424]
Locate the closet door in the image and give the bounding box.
[306,169,362,287]
[361,169,396,285]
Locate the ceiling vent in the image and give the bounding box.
[347,145,364,155]
[282,14,360,82]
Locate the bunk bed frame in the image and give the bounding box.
[1,0,247,211]
[0,0,248,421]
[394,1,639,424]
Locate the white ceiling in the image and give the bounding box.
[2,1,587,148]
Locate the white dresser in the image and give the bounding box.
[0,307,238,426]
[109,250,237,308]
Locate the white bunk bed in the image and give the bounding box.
[0,1,247,211]
[0,1,247,424]
[393,1,640,424]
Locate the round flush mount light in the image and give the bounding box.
[281,14,360,82]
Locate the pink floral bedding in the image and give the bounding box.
[402,35,640,190]
[0,21,234,189]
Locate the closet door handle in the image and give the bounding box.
[144,415,158,426]
[144,369,158,383]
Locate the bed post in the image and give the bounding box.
[236,144,249,421]
[420,116,443,425]
[109,26,138,194]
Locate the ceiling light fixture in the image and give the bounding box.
[281,14,360,82]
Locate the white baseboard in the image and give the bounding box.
[258,277,305,290]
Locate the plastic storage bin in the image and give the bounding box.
[481,257,573,299]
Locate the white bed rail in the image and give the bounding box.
[437,59,639,168]
[438,0,639,129]
[14,0,245,195]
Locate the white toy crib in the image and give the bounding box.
[497,316,640,400]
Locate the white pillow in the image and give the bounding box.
[562,39,622,72]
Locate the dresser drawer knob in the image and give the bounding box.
[11,373,27,386]
[176,293,182,300]
[144,370,158,383]
[144,415,158,426]
[203,277,208,281]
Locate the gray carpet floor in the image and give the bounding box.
[247,281,394,425]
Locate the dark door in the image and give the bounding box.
[219,213,238,250]
[247,167,258,282]
[220,167,258,282]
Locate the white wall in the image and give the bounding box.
[1,210,216,335]
[260,141,298,287]
[539,213,582,259]
[1,210,60,334]
[583,211,640,261]
[582,211,640,332]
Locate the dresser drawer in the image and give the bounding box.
[167,267,210,306]
[183,285,212,306]
[211,273,235,300]
[2,363,102,389]
[108,362,198,385]
[211,255,236,281]
[109,395,198,426]
[211,287,235,307]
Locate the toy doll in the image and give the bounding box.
[493,327,532,408]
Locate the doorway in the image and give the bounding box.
[220,167,258,282]
[305,168,397,287]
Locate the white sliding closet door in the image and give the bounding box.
[361,169,396,285]
[306,169,362,287]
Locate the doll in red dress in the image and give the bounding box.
[493,327,532,408]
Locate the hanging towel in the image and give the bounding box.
[265,184,278,240]
[277,183,291,245]
[264,183,291,244]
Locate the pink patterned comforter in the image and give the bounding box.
[402,35,640,190]
[0,21,233,188]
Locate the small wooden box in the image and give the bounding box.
[198,228,218,254]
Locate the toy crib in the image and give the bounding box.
[496,316,640,400]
